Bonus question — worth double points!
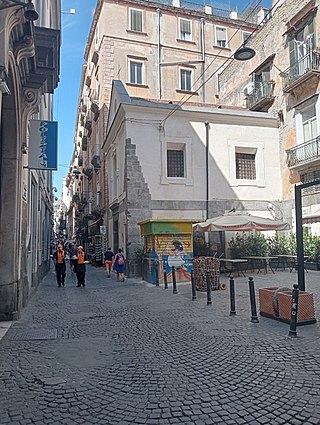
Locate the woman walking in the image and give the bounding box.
[114,248,126,281]
[104,247,114,278]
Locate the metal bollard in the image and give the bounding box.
[164,270,168,289]
[155,260,159,286]
[248,276,259,323]
[288,284,299,338]
[172,266,178,294]
[206,270,212,305]
[191,269,196,300]
[229,276,236,316]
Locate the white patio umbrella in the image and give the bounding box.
[193,212,291,232]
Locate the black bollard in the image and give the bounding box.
[229,276,236,316]
[172,266,178,294]
[288,284,299,338]
[191,269,196,300]
[164,270,168,289]
[206,270,212,305]
[155,260,159,286]
[248,276,259,323]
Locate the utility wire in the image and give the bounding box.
[161,0,283,126]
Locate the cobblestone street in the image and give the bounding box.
[1,266,320,425]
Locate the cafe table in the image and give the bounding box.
[219,258,248,277]
[242,256,278,274]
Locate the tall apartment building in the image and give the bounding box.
[66,0,260,254]
[218,0,320,229]
[0,0,61,319]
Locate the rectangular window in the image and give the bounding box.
[180,69,192,91]
[167,149,185,177]
[216,27,227,48]
[243,31,251,43]
[302,105,317,142]
[130,9,143,32]
[129,60,143,84]
[236,152,256,180]
[179,19,192,41]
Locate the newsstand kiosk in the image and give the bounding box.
[138,219,194,285]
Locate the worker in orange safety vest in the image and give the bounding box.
[53,244,66,287]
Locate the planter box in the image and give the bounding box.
[278,291,316,324]
[259,287,278,317]
[305,262,320,271]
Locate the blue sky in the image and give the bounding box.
[53,0,272,195]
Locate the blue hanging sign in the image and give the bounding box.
[29,120,58,170]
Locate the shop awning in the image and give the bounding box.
[302,209,320,224]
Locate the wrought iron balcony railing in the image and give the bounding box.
[246,81,275,110]
[286,136,320,168]
[282,51,320,89]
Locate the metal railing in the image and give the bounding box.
[286,136,320,168]
[282,51,320,89]
[246,81,275,110]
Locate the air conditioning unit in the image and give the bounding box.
[243,82,254,95]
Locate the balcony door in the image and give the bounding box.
[302,105,317,143]
[288,16,315,75]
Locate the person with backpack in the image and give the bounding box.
[114,248,126,282]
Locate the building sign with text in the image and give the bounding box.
[29,120,58,170]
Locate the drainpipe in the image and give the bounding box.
[200,18,205,103]
[205,121,210,220]
[157,8,162,99]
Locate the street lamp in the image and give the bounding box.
[234,46,256,61]
[0,0,39,21]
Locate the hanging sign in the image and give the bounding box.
[29,120,58,170]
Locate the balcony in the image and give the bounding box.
[282,52,320,93]
[286,136,320,168]
[246,81,275,111]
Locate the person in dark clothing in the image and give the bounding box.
[69,244,78,276]
[53,244,66,287]
[104,248,114,277]
[74,245,86,287]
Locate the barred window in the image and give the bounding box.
[236,152,256,180]
[167,150,185,177]
[130,9,143,32]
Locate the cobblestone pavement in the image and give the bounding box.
[1,266,320,425]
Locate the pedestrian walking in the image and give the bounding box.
[114,248,126,282]
[74,245,87,287]
[52,244,66,287]
[69,244,78,276]
[104,247,114,278]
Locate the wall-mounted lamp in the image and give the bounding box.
[0,0,39,21]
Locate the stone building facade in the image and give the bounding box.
[218,0,320,225]
[65,0,262,260]
[103,81,282,275]
[0,0,61,319]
